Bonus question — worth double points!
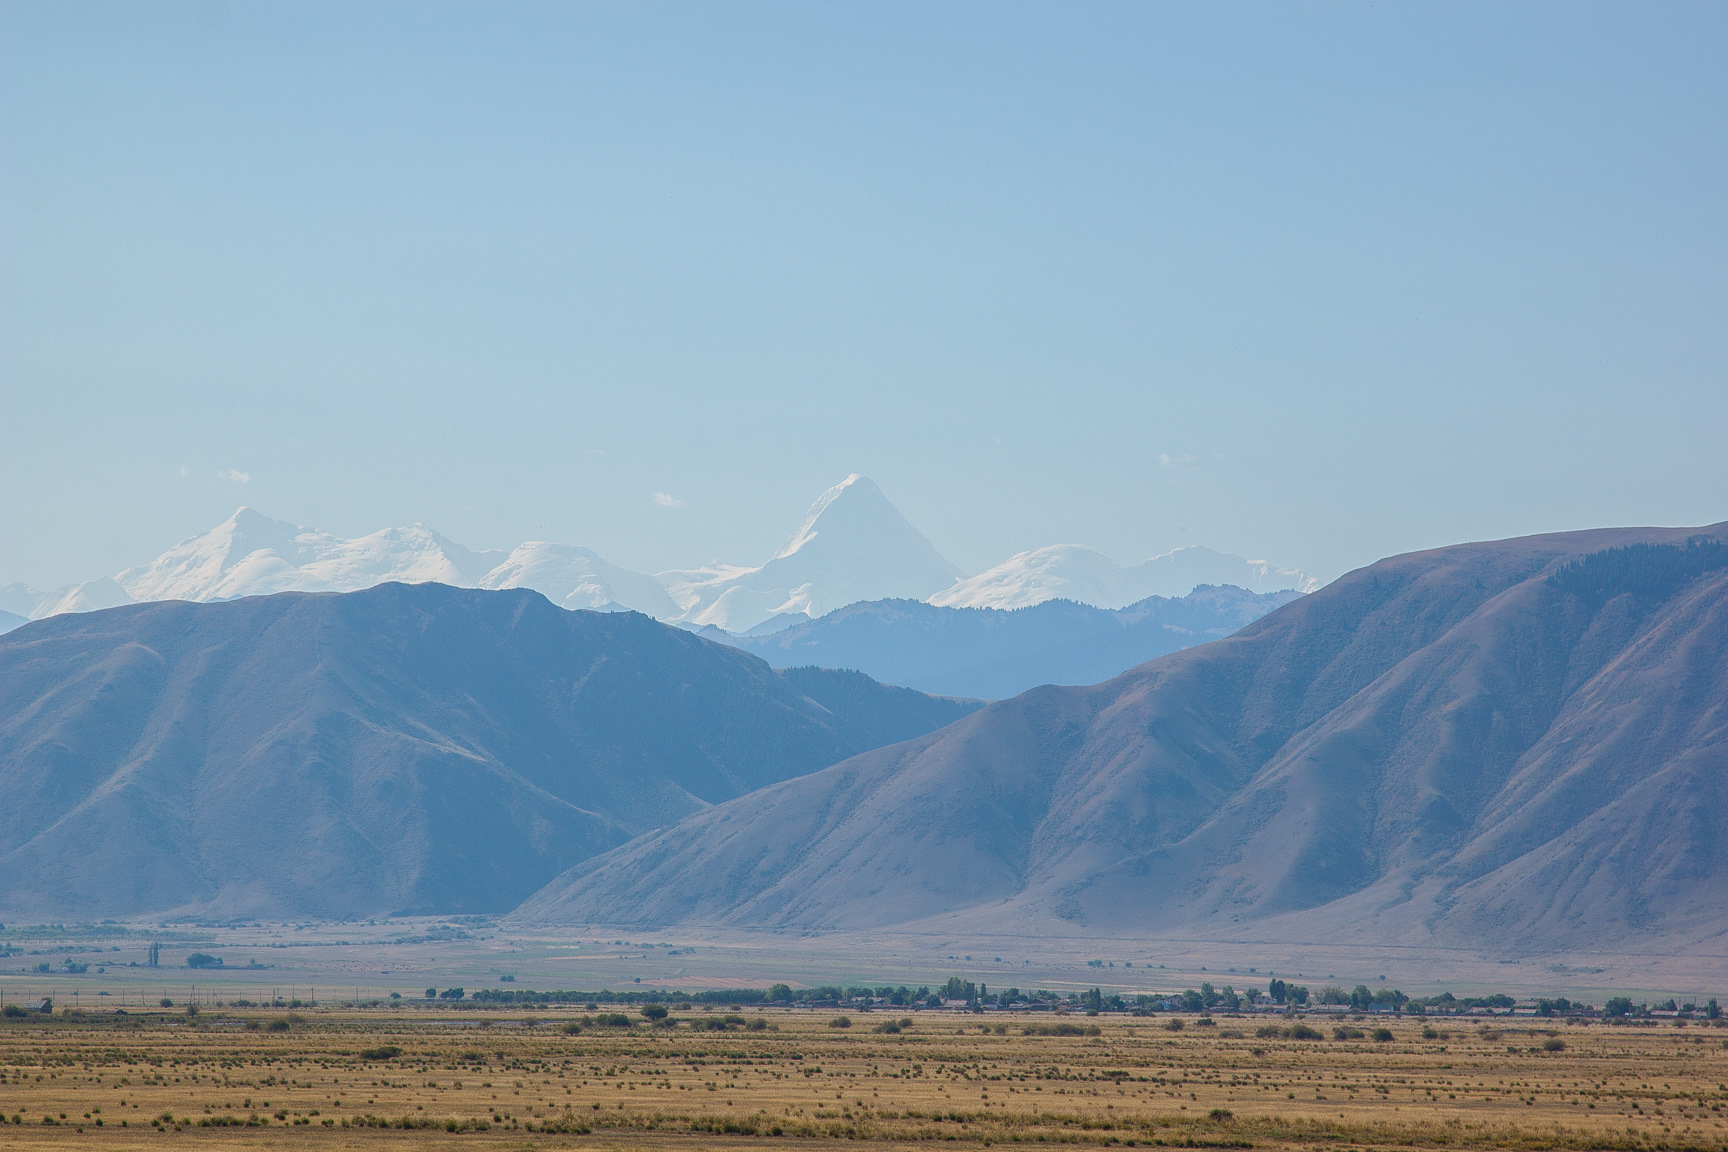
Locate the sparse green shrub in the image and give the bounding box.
[1024,1022,1086,1036]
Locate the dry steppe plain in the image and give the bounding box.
[1,1004,1724,1152]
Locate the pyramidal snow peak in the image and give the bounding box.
[772,473,883,560]
[658,475,966,632]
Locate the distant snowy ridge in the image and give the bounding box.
[928,544,1318,611]
[29,577,136,619]
[12,478,1316,628]
[479,542,682,618]
[656,475,965,632]
[24,508,674,621]
[116,507,505,604]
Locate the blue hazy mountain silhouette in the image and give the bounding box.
[0,583,978,920]
[700,585,1300,699]
[518,524,1728,956]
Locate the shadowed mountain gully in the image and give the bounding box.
[515,524,1728,955]
[0,584,978,920]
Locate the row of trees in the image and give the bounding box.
[1602,996,1720,1019]
[434,981,1722,1019]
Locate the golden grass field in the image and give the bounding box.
[1,1006,1724,1152]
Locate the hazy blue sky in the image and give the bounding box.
[3,1,1724,589]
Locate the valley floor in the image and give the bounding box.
[3,920,1720,1008]
[0,1004,1724,1151]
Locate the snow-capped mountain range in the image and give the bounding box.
[929,543,1318,610]
[7,476,1317,630]
[120,510,506,604]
